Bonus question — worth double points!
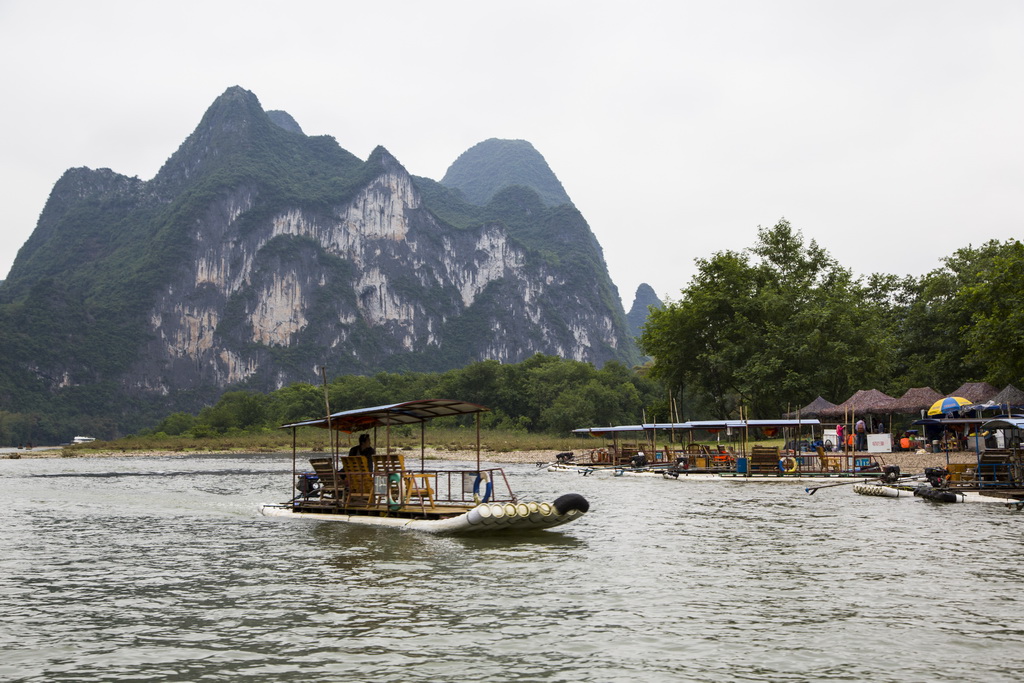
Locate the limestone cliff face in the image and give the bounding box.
[1,86,638,417]
[135,156,630,393]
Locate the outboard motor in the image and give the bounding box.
[631,453,648,468]
[880,465,901,484]
[555,451,575,463]
[296,473,319,498]
[925,467,949,488]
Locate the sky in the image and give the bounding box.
[1,0,1021,308]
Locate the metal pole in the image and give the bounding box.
[319,366,339,502]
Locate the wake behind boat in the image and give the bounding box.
[262,399,589,534]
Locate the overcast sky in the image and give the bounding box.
[1,1,1021,308]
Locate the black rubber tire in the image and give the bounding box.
[553,493,590,515]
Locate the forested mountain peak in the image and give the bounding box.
[440,138,572,208]
[153,86,281,191]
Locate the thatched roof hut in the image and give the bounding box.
[990,384,1024,407]
[783,396,837,418]
[950,382,999,403]
[884,387,944,415]
[818,389,895,419]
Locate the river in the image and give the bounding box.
[1,453,1022,682]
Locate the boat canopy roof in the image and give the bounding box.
[981,418,1024,430]
[281,399,488,432]
[912,417,991,426]
[573,425,645,435]
[732,419,821,427]
[574,419,820,434]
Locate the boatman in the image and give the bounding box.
[348,433,375,469]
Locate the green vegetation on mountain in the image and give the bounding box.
[440,138,572,207]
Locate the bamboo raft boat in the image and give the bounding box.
[262,399,589,535]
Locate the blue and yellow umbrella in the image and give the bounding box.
[927,396,971,416]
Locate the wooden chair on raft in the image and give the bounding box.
[372,453,404,475]
[402,471,436,511]
[816,446,840,472]
[340,455,378,507]
[749,445,781,473]
[308,457,346,502]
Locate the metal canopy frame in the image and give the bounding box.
[281,399,490,479]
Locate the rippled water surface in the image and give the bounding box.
[2,454,1024,682]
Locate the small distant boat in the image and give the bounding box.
[262,399,589,535]
[72,436,96,444]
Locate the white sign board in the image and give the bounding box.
[867,433,892,453]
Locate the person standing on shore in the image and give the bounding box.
[835,423,844,452]
[855,419,867,451]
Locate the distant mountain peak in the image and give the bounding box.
[367,145,406,173]
[266,110,304,134]
[153,86,274,190]
[440,138,572,207]
[626,283,663,339]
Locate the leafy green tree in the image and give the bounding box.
[270,383,327,424]
[154,412,197,436]
[961,239,1024,386]
[197,391,269,433]
[889,240,1019,392]
[640,220,894,417]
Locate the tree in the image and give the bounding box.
[890,239,1019,392]
[154,412,197,436]
[961,239,1024,386]
[197,391,269,433]
[640,220,894,418]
